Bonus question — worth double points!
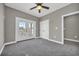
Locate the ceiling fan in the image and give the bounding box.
[30,3,49,13]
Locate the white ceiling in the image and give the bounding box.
[5,3,70,17]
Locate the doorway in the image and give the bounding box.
[62,11,79,44]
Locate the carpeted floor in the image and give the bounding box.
[1,38,79,56]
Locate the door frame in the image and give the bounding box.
[62,11,79,44]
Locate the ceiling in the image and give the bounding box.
[5,3,70,17]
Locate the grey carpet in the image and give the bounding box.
[1,38,79,56]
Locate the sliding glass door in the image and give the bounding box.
[15,17,36,41]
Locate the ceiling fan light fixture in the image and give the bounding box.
[37,5,42,10]
[30,3,49,13]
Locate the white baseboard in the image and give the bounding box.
[0,44,5,55]
[0,41,17,55]
[48,39,64,45]
[65,38,79,42]
[5,37,37,46]
[4,41,17,46]
[16,37,37,42]
[40,37,63,44]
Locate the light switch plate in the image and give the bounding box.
[56,27,58,30]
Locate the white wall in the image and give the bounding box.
[0,4,4,53]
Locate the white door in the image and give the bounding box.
[40,20,49,39]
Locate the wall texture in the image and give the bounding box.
[0,4,4,52]
[4,6,39,43]
[64,14,79,41]
[40,3,79,43]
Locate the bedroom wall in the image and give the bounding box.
[4,6,39,43]
[40,3,79,43]
[0,4,4,53]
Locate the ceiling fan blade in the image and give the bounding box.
[38,9,41,13]
[42,6,49,9]
[30,6,37,10]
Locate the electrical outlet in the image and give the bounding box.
[74,36,78,38]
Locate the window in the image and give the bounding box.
[19,21,28,33]
[19,21,26,29]
[18,21,34,34]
